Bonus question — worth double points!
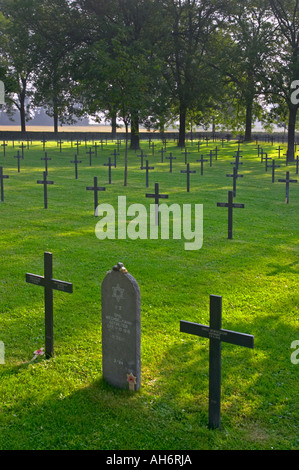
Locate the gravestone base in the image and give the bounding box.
[101,263,141,391]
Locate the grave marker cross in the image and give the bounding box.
[0,166,9,202]
[57,139,63,152]
[26,252,73,359]
[166,153,176,173]
[269,159,280,183]
[1,140,7,156]
[180,294,254,429]
[110,149,119,167]
[276,146,283,159]
[86,176,106,214]
[70,154,82,179]
[137,150,147,168]
[14,151,22,172]
[37,171,54,209]
[74,140,81,154]
[41,152,51,175]
[181,163,196,192]
[19,142,25,158]
[41,137,47,151]
[159,147,166,163]
[141,160,154,188]
[86,147,94,167]
[104,157,114,184]
[146,182,168,225]
[264,153,272,172]
[226,166,243,196]
[196,155,208,176]
[217,190,245,239]
[278,171,297,203]
[182,148,190,164]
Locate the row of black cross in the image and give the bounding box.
[0,142,298,238]
[255,145,299,203]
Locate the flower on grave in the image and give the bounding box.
[34,348,44,357]
[127,372,137,388]
[31,347,45,361]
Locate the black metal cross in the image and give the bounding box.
[41,152,51,175]
[37,171,54,209]
[231,152,243,171]
[110,149,119,167]
[264,153,272,172]
[141,160,154,188]
[86,147,94,167]
[269,159,280,183]
[180,294,254,429]
[74,140,81,154]
[19,142,25,158]
[226,166,243,197]
[196,155,208,176]
[1,140,7,156]
[26,252,73,359]
[104,157,114,184]
[181,163,196,192]
[137,149,147,168]
[14,151,22,172]
[217,190,245,239]
[255,144,261,158]
[213,146,218,161]
[93,142,99,157]
[182,148,190,164]
[57,139,63,152]
[0,166,9,202]
[70,154,82,180]
[146,182,168,225]
[276,146,283,159]
[86,176,106,214]
[278,171,297,203]
[151,142,156,155]
[159,147,166,163]
[166,153,176,173]
[41,137,47,151]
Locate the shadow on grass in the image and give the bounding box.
[1,310,298,451]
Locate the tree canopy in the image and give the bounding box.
[0,0,298,160]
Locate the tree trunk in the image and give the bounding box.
[124,121,129,186]
[178,104,187,147]
[111,112,117,139]
[130,112,140,150]
[287,105,297,162]
[244,99,253,141]
[19,76,27,134]
[53,108,58,134]
[19,92,26,133]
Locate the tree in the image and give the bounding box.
[156,0,226,147]
[0,0,40,132]
[268,0,299,161]
[29,0,86,133]
[218,0,275,141]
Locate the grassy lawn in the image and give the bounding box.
[0,136,298,450]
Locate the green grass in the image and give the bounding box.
[0,137,298,450]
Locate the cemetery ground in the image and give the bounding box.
[0,137,298,451]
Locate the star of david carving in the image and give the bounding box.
[112,283,125,302]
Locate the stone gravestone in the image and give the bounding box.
[101,262,141,391]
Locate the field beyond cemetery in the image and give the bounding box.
[0,137,298,450]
